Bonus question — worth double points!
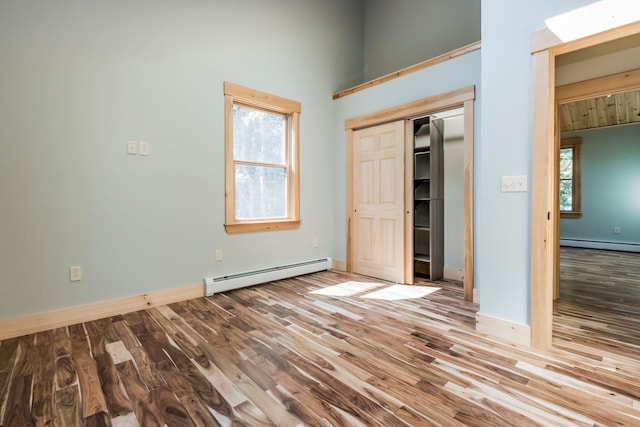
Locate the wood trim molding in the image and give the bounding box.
[0,283,203,340]
[331,259,347,272]
[333,41,480,100]
[404,120,415,284]
[345,86,475,131]
[529,18,640,351]
[556,67,640,103]
[476,313,531,347]
[531,21,640,55]
[344,87,475,300]
[530,49,555,350]
[463,99,475,301]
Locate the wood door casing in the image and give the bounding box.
[352,121,406,283]
[345,86,475,300]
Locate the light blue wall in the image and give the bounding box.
[479,0,600,325]
[0,0,364,320]
[362,0,480,82]
[444,137,464,270]
[333,50,481,262]
[561,125,640,244]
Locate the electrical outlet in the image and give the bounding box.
[139,141,150,156]
[69,265,82,282]
[127,140,138,155]
[312,238,318,248]
[613,226,621,234]
[215,249,223,261]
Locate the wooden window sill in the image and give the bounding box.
[560,212,582,219]
[225,220,301,234]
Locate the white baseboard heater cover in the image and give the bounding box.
[204,257,332,297]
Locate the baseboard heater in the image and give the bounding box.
[203,257,332,297]
[560,238,640,253]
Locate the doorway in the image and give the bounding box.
[345,86,475,301]
[530,21,640,349]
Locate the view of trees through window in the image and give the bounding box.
[559,147,573,211]
[232,105,288,219]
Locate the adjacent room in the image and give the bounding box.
[1,1,639,425]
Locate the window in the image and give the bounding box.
[559,137,582,218]
[224,82,300,233]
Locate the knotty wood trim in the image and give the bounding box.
[530,49,555,351]
[559,137,582,219]
[404,120,414,284]
[345,128,354,274]
[463,100,474,301]
[556,68,640,103]
[333,41,480,100]
[0,283,203,340]
[345,86,475,130]
[529,19,640,351]
[531,21,640,55]
[223,82,301,234]
[476,313,531,347]
[345,87,475,298]
[224,81,301,113]
[331,259,346,272]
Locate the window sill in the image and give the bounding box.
[560,211,582,219]
[225,220,301,234]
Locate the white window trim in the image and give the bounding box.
[224,81,301,233]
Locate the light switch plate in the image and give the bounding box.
[501,175,528,192]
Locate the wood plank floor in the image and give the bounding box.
[555,246,640,360]
[1,268,640,426]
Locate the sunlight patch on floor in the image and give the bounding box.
[309,281,385,297]
[360,284,440,301]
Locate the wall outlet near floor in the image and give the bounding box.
[312,238,318,248]
[139,141,150,156]
[215,249,223,261]
[613,226,621,234]
[69,265,82,282]
[127,140,138,155]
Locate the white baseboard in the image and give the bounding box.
[443,267,464,282]
[0,283,203,341]
[476,312,531,347]
[332,259,347,272]
[560,238,640,253]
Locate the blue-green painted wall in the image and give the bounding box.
[561,124,640,244]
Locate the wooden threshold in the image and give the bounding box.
[333,41,481,100]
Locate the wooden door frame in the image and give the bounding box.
[345,86,475,301]
[530,21,640,350]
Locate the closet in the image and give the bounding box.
[412,117,444,281]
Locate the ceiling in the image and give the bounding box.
[559,88,640,133]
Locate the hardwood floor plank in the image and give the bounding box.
[1,267,640,425]
[1,374,32,427]
[179,392,222,427]
[68,323,108,418]
[115,360,164,427]
[149,385,196,427]
[32,330,55,426]
[54,385,82,427]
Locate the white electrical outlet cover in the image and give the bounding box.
[139,141,150,156]
[127,140,138,155]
